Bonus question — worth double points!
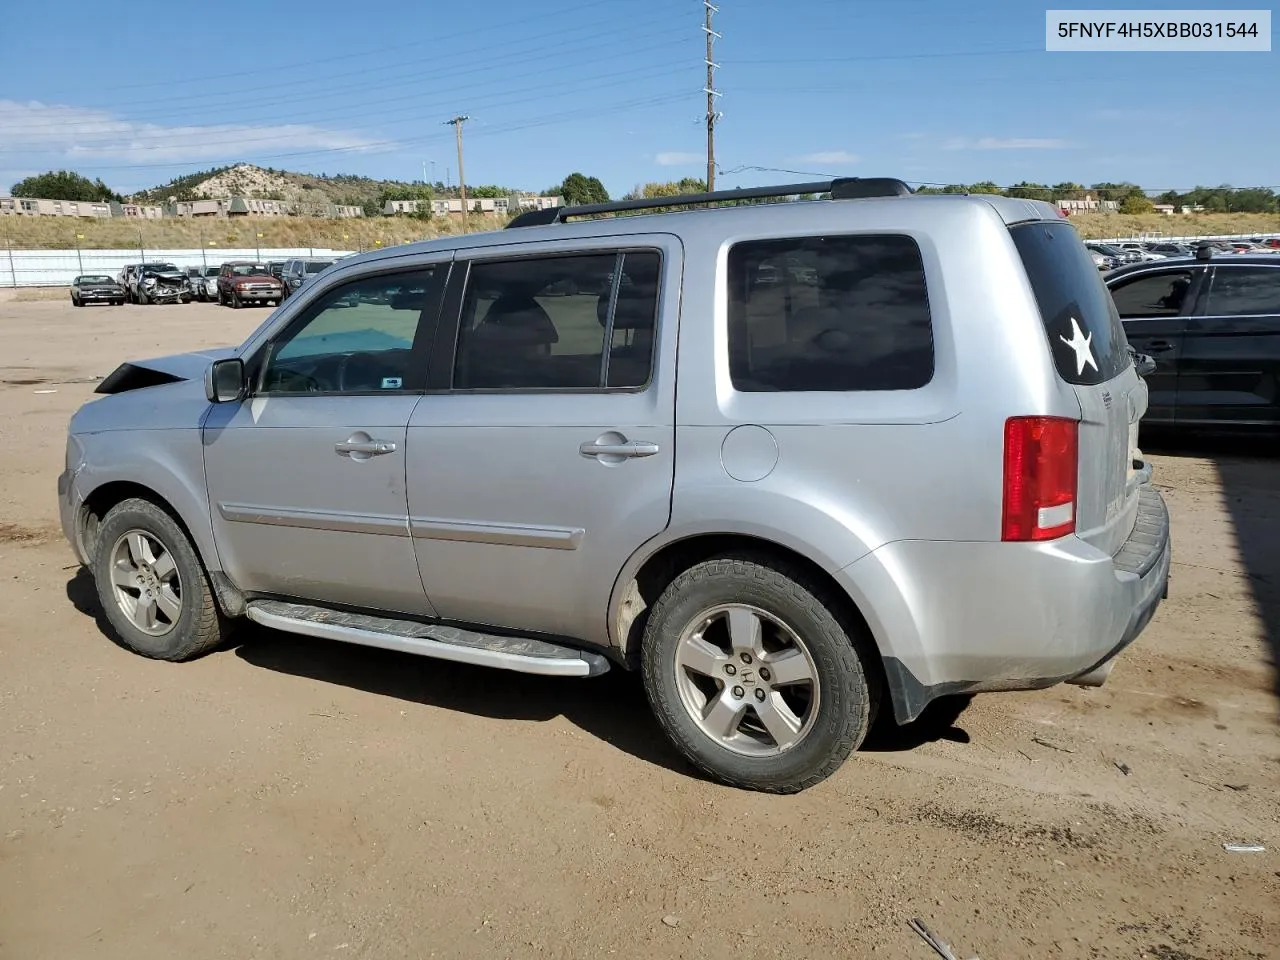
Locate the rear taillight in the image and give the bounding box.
[1002,416,1078,542]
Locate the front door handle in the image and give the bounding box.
[1143,340,1176,352]
[579,440,660,459]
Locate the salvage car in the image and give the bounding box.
[187,266,220,302]
[129,262,191,305]
[216,261,285,308]
[1107,250,1280,435]
[69,274,126,307]
[58,178,1169,794]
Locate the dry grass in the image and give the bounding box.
[3,209,1277,252]
[1,214,512,251]
[1069,211,1280,239]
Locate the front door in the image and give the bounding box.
[1175,264,1280,428]
[406,240,679,643]
[203,263,447,615]
[1109,265,1204,424]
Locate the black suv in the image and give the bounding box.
[1107,253,1280,435]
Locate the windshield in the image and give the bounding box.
[304,261,334,274]
[143,263,177,272]
[77,275,114,283]
[230,264,270,276]
[203,267,220,277]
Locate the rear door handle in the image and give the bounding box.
[335,440,397,456]
[579,440,660,459]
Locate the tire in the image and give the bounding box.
[138,289,149,305]
[91,498,231,661]
[72,295,82,307]
[231,291,242,309]
[641,555,878,794]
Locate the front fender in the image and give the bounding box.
[73,428,220,572]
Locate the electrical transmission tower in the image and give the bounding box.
[444,115,470,229]
[703,1,721,191]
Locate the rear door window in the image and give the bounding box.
[1009,221,1130,384]
[1203,266,1280,316]
[726,235,933,392]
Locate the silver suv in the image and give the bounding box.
[58,178,1170,793]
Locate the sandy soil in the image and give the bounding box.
[1,300,1276,960]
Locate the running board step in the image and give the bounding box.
[245,600,610,678]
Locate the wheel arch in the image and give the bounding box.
[608,532,888,698]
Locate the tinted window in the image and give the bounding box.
[305,260,334,274]
[1109,269,1196,318]
[1010,221,1129,385]
[1204,267,1280,316]
[452,251,659,390]
[260,268,440,394]
[726,235,933,392]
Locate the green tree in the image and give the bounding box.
[11,170,122,202]
[965,181,1004,195]
[1051,182,1085,200]
[375,183,434,218]
[1119,194,1154,214]
[1006,181,1051,200]
[558,172,610,205]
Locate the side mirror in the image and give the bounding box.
[205,357,246,403]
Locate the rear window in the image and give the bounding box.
[727,234,933,392]
[1009,221,1130,385]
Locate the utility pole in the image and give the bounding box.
[444,115,470,231]
[703,1,721,191]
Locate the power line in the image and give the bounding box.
[703,0,722,191]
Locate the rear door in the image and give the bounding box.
[1010,221,1141,559]
[405,235,679,644]
[1106,264,1207,423]
[1176,263,1280,428]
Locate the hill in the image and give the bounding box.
[129,163,419,209]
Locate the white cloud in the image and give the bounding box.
[0,100,387,165]
[654,151,702,166]
[945,136,1073,151]
[794,150,859,166]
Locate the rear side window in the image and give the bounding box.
[1010,221,1130,385]
[1204,267,1280,316]
[727,235,933,392]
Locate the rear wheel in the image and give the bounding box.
[641,556,877,793]
[91,498,230,661]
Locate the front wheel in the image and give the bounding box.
[641,556,877,794]
[231,291,242,309]
[72,295,82,307]
[92,498,231,661]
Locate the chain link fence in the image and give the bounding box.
[1,247,355,287]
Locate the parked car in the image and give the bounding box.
[69,274,126,307]
[186,267,220,300]
[280,258,336,299]
[216,261,284,308]
[1118,243,1166,262]
[126,262,191,304]
[1106,252,1280,435]
[1088,242,1138,267]
[1143,242,1191,259]
[266,261,286,283]
[58,178,1169,793]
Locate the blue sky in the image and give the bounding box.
[0,0,1274,197]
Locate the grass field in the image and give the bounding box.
[0,213,511,251]
[3,209,1277,252]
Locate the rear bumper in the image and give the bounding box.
[839,483,1171,724]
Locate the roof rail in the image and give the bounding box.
[505,177,914,229]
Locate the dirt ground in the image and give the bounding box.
[0,299,1276,960]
